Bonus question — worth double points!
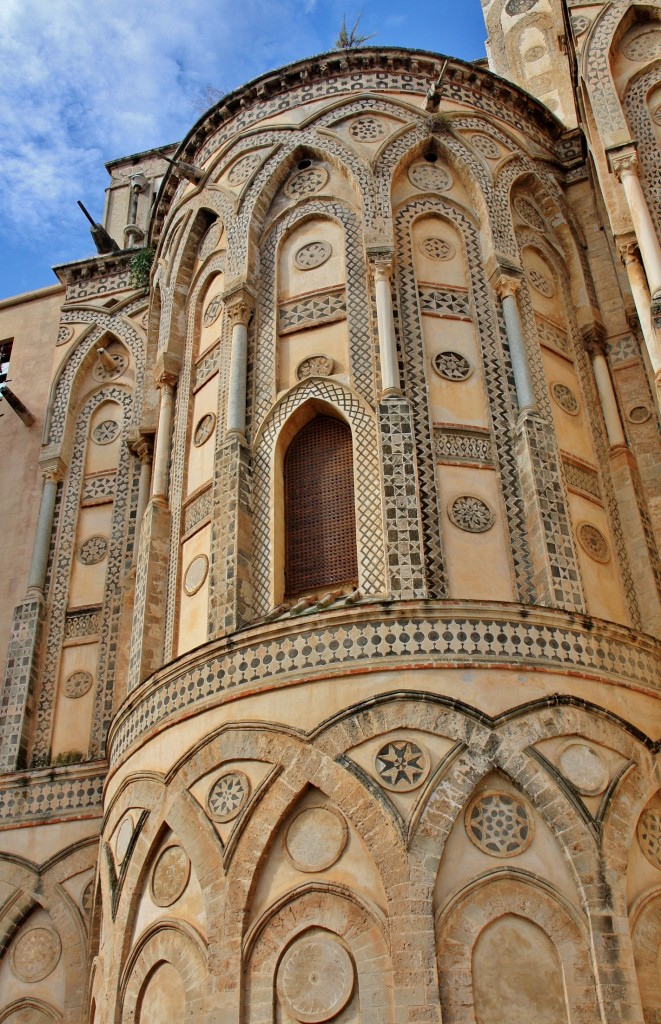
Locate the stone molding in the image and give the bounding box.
[108,602,661,764]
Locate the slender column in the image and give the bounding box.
[583,329,626,448]
[495,275,538,413]
[26,463,64,596]
[369,252,401,396]
[151,372,177,505]
[618,238,661,380]
[611,150,661,299]
[127,433,153,562]
[225,286,255,439]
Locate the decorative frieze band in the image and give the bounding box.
[278,287,347,333]
[418,287,472,320]
[109,604,661,764]
[562,457,602,502]
[81,473,117,506]
[184,488,213,535]
[434,427,494,465]
[0,765,105,826]
[64,607,101,640]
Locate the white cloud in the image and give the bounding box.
[0,0,322,242]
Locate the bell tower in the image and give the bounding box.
[481,0,578,126]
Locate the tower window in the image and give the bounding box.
[0,339,13,384]
[284,414,358,597]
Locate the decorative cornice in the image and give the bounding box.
[108,601,661,767]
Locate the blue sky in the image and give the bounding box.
[0,0,487,300]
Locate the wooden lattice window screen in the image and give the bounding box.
[284,415,358,597]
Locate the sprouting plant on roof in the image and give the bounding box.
[334,10,376,49]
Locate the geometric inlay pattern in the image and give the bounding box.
[296,354,334,379]
[227,152,262,185]
[562,459,601,501]
[203,294,223,327]
[285,166,329,198]
[622,28,661,61]
[92,419,120,445]
[419,237,456,261]
[505,0,538,12]
[551,382,580,415]
[150,845,190,907]
[349,116,386,141]
[279,289,347,333]
[432,351,472,380]
[375,739,430,792]
[465,791,533,857]
[11,927,62,983]
[434,428,493,464]
[207,769,251,822]
[277,937,355,1023]
[193,413,216,447]
[81,473,117,505]
[64,671,94,699]
[284,806,348,872]
[514,197,545,230]
[198,222,222,261]
[419,287,472,319]
[92,353,128,382]
[535,315,571,355]
[471,133,500,160]
[577,523,610,563]
[295,241,332,270]
[637,809,661,870]
[78,536,109,565]
[527,267,554,297]
[408,161,452,192]
[109,609,661,763]
[447,495,495,533]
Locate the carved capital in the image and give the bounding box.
[617,235,640,267]
[156,371,178,392]
[580,322,607,357]
[486,255,523,300]
[126,430,153,464]
[38,455,66,484]
[367,245,394,281]
[494,274,521,301]
[609,147,639,181]
[223,284,256,327]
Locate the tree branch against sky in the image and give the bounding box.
[0,0,486,298]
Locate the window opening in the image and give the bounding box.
[0,339,13,384]
[284,415,358,597]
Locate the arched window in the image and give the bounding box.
[284,414,357,597]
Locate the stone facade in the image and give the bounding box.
[1,7,661,1023]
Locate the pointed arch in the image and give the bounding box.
[252,377,385,612]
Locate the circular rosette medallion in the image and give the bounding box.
[11,927,62,982]
[284,806,348,872]
[207,769,251,822]
[637,808,661,870]
[150,845,190,907]
[375,739,430,792]
[465,791,533,857]
[277,938,355,1023]
[558,743,608,796]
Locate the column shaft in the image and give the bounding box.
[227,321,249,436]
[27,474,59,595]
[151,380,176,503]
[501,291,537,412]
[619,167,661,297]
[373,265,401,395]
[592,350,626,448]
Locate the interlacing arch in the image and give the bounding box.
[118,920,207,1024]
